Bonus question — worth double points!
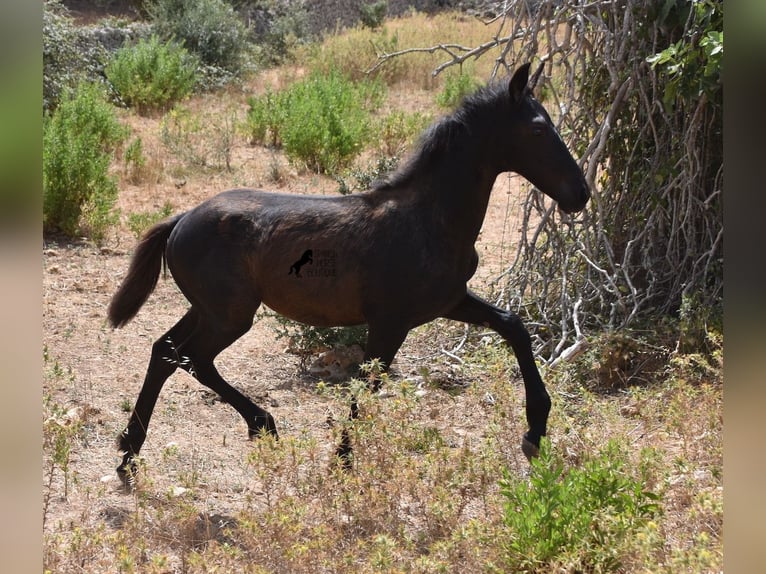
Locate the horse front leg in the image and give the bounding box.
[334,323,409,468]
[443,291,551,460]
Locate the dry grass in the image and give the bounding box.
[296,11,506,89]
[42,10,722,573]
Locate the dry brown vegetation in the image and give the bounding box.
[43,8,721,573]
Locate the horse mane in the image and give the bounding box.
[373,80,511,191]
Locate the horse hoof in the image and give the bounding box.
[333,447,353,472]
[521,436,540,461]
[333,431,354,471]
[117,459,138,490]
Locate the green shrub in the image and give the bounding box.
[43,83,128,241]
[43,0,81,111]
[245,0,311,66]
[436,68,482,109]
[148,0,249,77]
[245,89,287,147]
[123,137,152,184]
[335,155,400,195]
[105,35,197,114]
[360,1,388,30]
[43,0,110,111]
[499,439,660,572]
[127,202,174,239]
[246,70,385,173]
[375,109,430,157]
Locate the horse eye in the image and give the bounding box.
[532,127,544,136]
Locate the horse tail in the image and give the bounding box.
[108,213,185,328]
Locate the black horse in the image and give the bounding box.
[108,63,589,484]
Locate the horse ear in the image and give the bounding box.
[509,63,531,104]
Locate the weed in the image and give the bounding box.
[123,137,147,184]
[43,395,85,526]
[335,155,400,195]
[160,105,240,173]
[120,397,134,413]
[267,309,368,368]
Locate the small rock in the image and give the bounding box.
[170,485,188,497]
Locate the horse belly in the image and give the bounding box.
[260,264,366,327]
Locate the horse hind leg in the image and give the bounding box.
[171,312,278,441]
[117,309,199,486]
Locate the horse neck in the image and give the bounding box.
[416,147,499,245]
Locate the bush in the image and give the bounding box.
[160,105,239,172]
[43,83,128,241]
[247,70,385,173]
[127,202,174,239]
[360,1,388,30]
[148,0,249,77]
[105,35,197,114]
[239,0,312,66]
[436,68,482,109]
[335,155,400,195]
[43,0,111,111]
[43,0,81,111]
[269,311,368,367]
[500,439,661,572]
[375,109,430,157]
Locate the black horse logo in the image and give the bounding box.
[288,249,313,277]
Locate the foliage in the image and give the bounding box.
[105,35,198,114]
[127,202,174,239]
[147,0,250,79]
[43,82,128,241]
[43,0,111,111]
[246,70,385,173]
[436,67,483,109]
[43,0,81,111]
[500,439,661,572]
[268,310,368,365]
[645,0,723,112]
[297,11,502,89]
[236,0,312,65]
[375,109,431,157]
[335,155,401,195]
[360,1,388,30]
